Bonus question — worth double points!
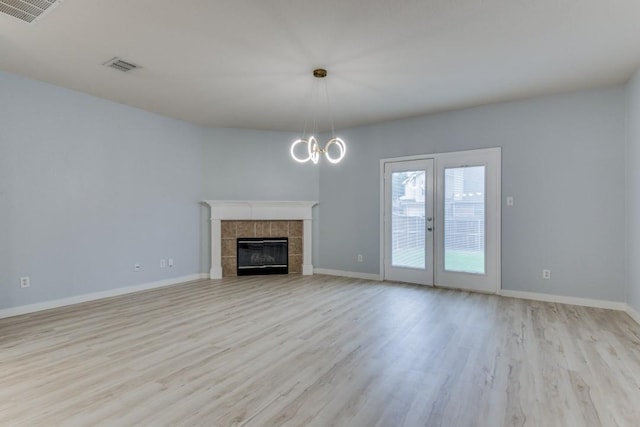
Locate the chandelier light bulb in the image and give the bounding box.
[290,138,308,163]
[324,137,346,164]
[309,136,320,164]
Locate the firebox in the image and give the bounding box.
[236,237,288,276]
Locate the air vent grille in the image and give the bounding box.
[0,0,59,23]
[103,57,140,73]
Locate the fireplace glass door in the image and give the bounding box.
[237,238,288,275]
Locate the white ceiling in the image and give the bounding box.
[1,0,640,132]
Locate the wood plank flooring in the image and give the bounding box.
[1,275,640,426]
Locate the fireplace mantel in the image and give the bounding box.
[202,200,318,279]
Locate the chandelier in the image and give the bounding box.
[290,68,346,164]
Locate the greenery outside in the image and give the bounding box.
[393,248,485,274]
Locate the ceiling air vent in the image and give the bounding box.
[0,0,60,23]
[103,57,140,73]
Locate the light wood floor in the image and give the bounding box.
[1,275,640,426]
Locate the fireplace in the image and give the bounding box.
[237,237,288,275]
[202,200,318,279]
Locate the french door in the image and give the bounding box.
[382,148,501,293]
[383,159,434,285]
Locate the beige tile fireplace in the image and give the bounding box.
[221,220,303,277]
[202,201,318,279]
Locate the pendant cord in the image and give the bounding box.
[301,78,314,138]
[312,79,319,138]
[323,79,336,138]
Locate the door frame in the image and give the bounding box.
[379,147,501,293]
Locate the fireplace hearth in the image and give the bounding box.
[237,237,288,276]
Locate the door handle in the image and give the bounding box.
[427,227,433,232]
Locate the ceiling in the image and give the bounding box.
[1,0,640,132]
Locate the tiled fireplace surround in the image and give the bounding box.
[203,201,318,279]
[221,220,303,277]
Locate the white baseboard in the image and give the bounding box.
[626,304,640,325]
[5,274,636,327]
[0,273,209,320]
[499,289,627,311]
[314,268,382,281]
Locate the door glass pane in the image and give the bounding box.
[391,170,425,269]
[444,166,485,274]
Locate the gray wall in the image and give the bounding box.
[202,127,318,200]
[200,127,320,270]
[627,69,640,313]
[0,67,631,311]
[0,71,204,310]
[318,87,627,301]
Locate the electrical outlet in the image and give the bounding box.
[357,254,363,262]
[542,269,551,280]
[160,259,167,268]
[168,258,174,267]
[134,264,141,272]
[20,277,30,288]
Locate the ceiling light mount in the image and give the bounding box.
[290,68,346,165]
[313,68,327,78]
